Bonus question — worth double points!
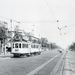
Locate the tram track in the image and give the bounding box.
[50,52,66,75]
[26,53,62,75]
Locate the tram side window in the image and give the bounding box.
[19,43,21,48]
[35,45,38,48]
[15,43,18,48]
[31,45,35,48]
[31,45,33,48]
[22,44,28,48]
[25,44,28,48]
[22,44,24,48]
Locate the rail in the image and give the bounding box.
[26,51,66,75]
[50,52,66,75]
[26,54,60,75]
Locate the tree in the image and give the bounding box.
[49,43,61,50]
[41,37,49,48]
[69,42,75,51]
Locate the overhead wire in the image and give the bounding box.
[0,16,20,23]
[45,0,56,22]
[59,24,75,36]
[45,0,62,35]
[60,24,75,30]
[45,0,59,28]
[0,16,10,20]
[20,20,56,23]
[0,15,58,23]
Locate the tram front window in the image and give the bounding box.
[19,43,21,48]
[15,43,18,48]
[13,43,14,48]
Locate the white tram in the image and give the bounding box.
[11,41,41,57]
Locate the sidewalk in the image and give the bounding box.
[0,46,13,58]
[63,51,75,75]
[68,51,75,75]
[0,52,13,58]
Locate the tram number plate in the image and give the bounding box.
[15,49,19,51]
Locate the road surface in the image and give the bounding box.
[0,50,63,75]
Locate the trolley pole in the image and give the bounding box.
[10,19,12,52]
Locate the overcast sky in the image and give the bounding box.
[0,0,75,48]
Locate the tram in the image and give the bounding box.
[11,40,41,57]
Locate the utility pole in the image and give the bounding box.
[51,43,52,50]
[10,19,12,32]
[50,37,52,50]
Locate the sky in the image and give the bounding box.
[0,0,75,49]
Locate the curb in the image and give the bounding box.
[63,52,73,75]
